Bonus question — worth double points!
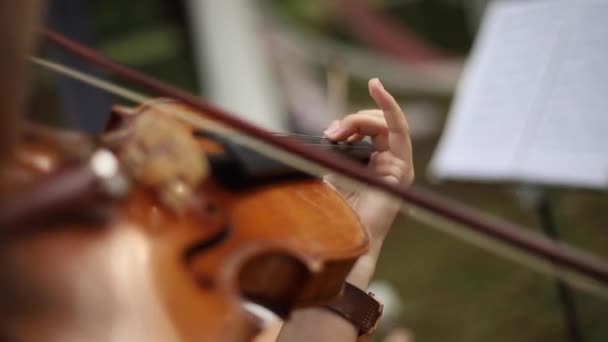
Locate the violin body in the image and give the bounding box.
[0,100,369,341]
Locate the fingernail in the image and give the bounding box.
[324,120,340,136]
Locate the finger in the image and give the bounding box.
[369,156,403,186]
[325,114,389,151]
[352,109,384,118]
[323,120,340,137]
[371,152,405,174]
[368,78,409,135]
[326,114,386,139]
[368,78,412,160]
[375,165,401,186]
[370,151,402,166]
[346,133,365,144]
[370,154,401,185]
[370,151,414,188]
[338,111,386,144]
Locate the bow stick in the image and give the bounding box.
[38,28,608,291]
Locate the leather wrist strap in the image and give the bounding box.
[322,282,383,336]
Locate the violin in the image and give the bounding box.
[3,21,608,341]
[0,98,377,340]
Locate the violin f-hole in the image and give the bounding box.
[237,250,312,318]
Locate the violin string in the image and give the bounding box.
[28,56,608,299]
[271,132,325,139]
[290,144,371,149]
[271,134,373,149]
[240,132,376,150]
[273,134,334,143]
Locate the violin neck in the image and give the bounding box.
[200,132,373,188]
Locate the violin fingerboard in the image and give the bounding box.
[202,133,373,189]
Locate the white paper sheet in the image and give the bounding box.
[429,0,608,189]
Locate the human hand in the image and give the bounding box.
[272,79,413,342]
[324,78,413,286]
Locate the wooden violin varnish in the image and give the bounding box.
[0,98,371,341]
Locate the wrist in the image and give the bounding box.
[346,249,381,289]
[320,282,383,337]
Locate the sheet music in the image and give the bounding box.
[429,0,608,189]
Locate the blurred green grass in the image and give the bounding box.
[373,136,608,342]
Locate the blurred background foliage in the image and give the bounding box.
[33,0,608,341]
[272,0,473,53]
